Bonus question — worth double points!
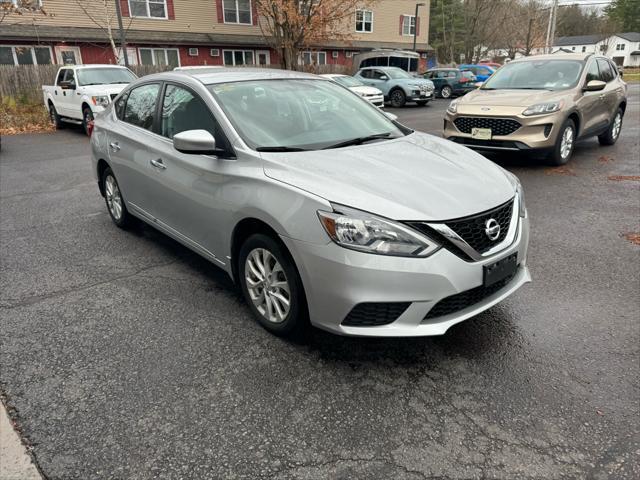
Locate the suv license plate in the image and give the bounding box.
[472,127,492,140]
[483,253,517,287]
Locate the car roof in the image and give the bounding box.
[146,67,321,85]
[428,68,459,71]
[319,73,347,79]
[358,66,403,71]
[61,64,129,69]
[510,53,592,63]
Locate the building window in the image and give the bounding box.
[582,46,586,52]
[223,49,254,66]
[223,0,252,24]
[402,15,416,36]
[129,0,167,19]
[355,9,373,33]
[300,51,326,66]
[139,48,180,67]
[0,45,52,65]
[616,43,625,51]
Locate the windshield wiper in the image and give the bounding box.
[322,133,393,150]
[256,146,308,152]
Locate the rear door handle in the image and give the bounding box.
[150,158,166,170]
[109,142,120,152]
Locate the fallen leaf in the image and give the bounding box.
[621,233,640,246]
[598,155,614,163]
[608,175,640,182]
[545,166,577,176]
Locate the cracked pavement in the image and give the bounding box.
[1,86,639,479]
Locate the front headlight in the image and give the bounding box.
[447,99,458,114]
[522,101,563,116]
[92,95,110,108]
[317,204,440,257]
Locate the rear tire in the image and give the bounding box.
[389,89,406,108]
[598,108,623,146]
[49,103,64,129]
[440,85,452,99]
[102,167,134,229]
[238,234,309,338]
[547,118,576,166]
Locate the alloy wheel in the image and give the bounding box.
[245,248,291,324]
[391,90,405,107]
[441,86,452,98]
[105,175,123,221]
[612,112,622,139]
[560,126,574,160]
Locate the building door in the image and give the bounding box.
[55,46,82,65]
[256,50,270,66]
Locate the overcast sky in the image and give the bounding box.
[557,0,613,8]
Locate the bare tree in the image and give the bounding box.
[0,0,48,25]
[254,0,378,70]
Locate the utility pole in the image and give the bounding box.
[525,17,533,56]
[114,0,129,67]
[545,0,558,54]
[413,3,426,52]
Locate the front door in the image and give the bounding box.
[577,58,609,135]
[55,46,82,65]
[256,50,270,66]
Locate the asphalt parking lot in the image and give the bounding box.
[1,87,639,480]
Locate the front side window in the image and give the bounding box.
[139,48,179,67]
[223,0,251,24]
[207,79,406,151]
[385,67,412,79]
[129,0,167,19]
[123,83,160,131]
[596,58,614,82]
[585,60,600,83]
[355,9,373,33]
[223,49,254,66]
[76,68,136,86]
[402,15,415,36]
[482,60,584,91]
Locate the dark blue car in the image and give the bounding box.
[458,64,495,82]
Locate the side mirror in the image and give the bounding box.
[618,69,624,78]
[59,81,75,90]
[379,75,388,81]
[383,111,398,121]
[173,130,217,155]
[583,79,606,92]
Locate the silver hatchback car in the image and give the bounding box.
[91,68,531,337]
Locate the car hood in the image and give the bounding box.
[459,88,568,107]
[261,132,514,221]
[79,83,129,96]
[350,85,383,96]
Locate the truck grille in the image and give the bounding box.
[446,200,514,254]
[424,272,516,319]
[454,117,521,136]
[342,302,411,327]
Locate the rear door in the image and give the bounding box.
[596,58,620,122]
[107,82,163,216]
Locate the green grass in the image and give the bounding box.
[624,73,640,83]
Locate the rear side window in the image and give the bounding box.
[122,83,160,131]
[596,59,614,82]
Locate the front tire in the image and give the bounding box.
[547,118,576,166]
[82,107,94,137]
[102,167,133,229]
[238,234,308,337]
[389,89,406,108]
[440,85,453,99]
[598,108,623,146]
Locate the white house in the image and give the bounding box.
[553,32,640,67]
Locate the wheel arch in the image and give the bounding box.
[230,218,282,284]
[96,159,110,196]
[81,102,93,116]
[567,111,581,137]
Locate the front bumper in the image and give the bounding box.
[408,90,433,102]
[363,94,384,108]
[281,213,530,337]
[444,110,564,152]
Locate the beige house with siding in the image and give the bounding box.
[0,0,431,70]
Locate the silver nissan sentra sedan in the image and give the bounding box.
[91,68,531,337]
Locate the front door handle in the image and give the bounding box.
[109,141,120,152]
[599,94,606,99]
[150,158,166,170]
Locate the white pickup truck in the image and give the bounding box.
[43,65,137,135]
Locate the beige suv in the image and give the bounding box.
[444,54,627,165]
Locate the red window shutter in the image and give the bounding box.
[399,15,403,35]
[216,0,224,23]
[167,0,175,19]
[416,16,420,36]
[252,0,258,26]
[119,0,129,17]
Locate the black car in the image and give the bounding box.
[422,68,477,99]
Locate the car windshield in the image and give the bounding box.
[385,68,412,79]
[207,79,406,151]
[333,76,365,88]
[481,60,584,91]
[76,68,137,86]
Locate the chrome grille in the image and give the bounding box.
[454,117,521,136]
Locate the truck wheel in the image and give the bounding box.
[49,104,64,129]
[389,89,406,108]
[82,107,94,137]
